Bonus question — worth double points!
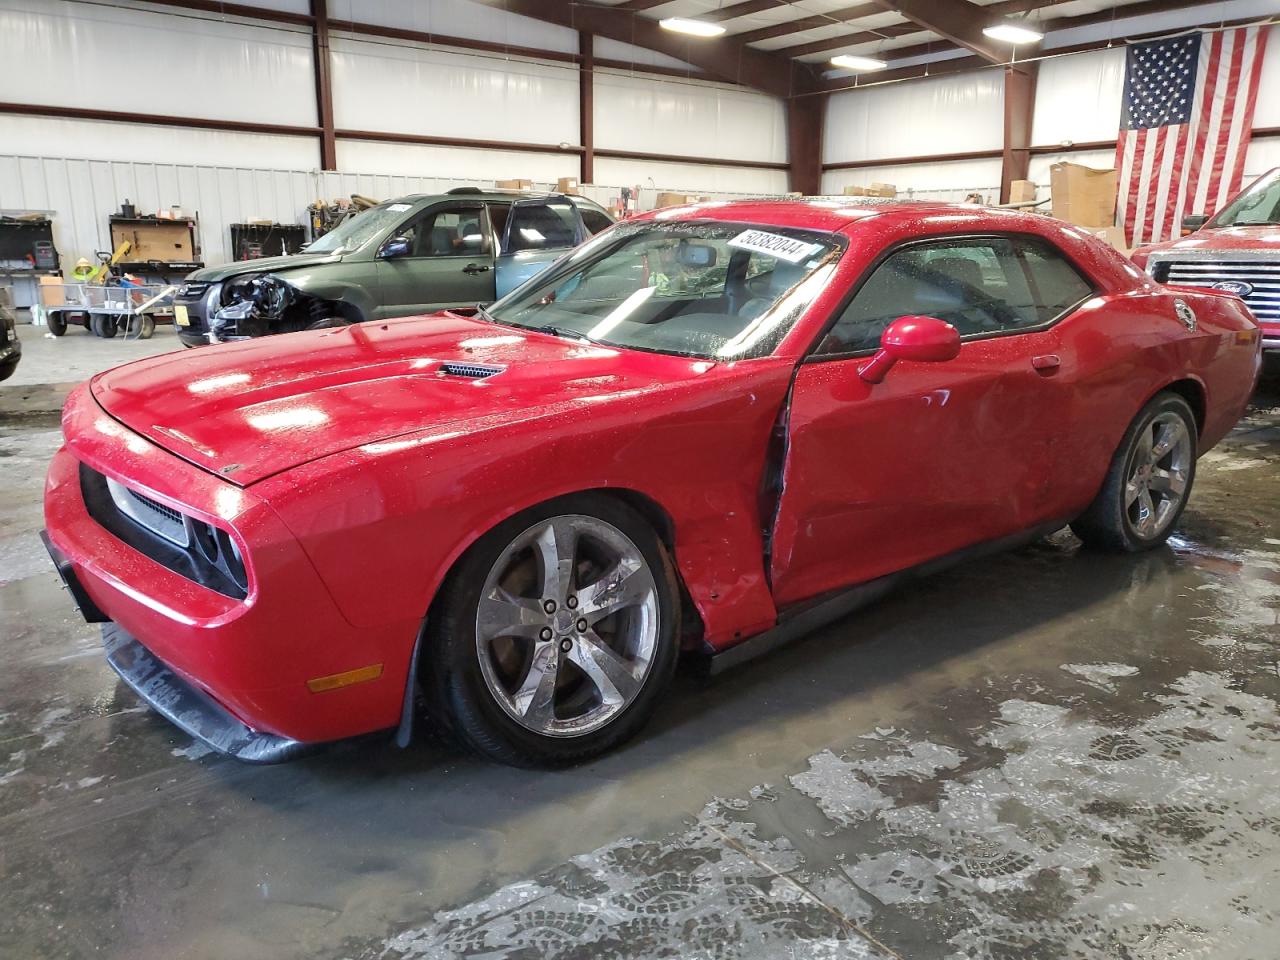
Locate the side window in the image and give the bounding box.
[400,206,489,258]
[505,201,580,253]
[579,207,614,236]
[818,236,1085,355]
[1016,240,1093,323]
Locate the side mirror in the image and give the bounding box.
[859,316,961,384]
[1181,213,1208,234]
[378,236,412,259]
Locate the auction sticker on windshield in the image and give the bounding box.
[728,229,822,264]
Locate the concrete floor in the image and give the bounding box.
[1,328,1277,960]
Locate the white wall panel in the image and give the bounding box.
[820,157,1002,202]
[328,0,577,54]
[824,71,1004,164]
[1245,138,1280,178]
[594,157,787,196]
[594,70,785,164]
[330,36,579,146]
[0,0,316,125]
[335,139,577,183]
[593,38,695,72]
[1031,48,1126,147]
[2,116,319,170]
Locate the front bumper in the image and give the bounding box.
[43,385,420,751]
[102,622,309,763]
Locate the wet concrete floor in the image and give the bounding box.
[1,340,1277,959]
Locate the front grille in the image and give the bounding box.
[81,465,247,599]
[1162,261,1280,322]
[106,477,188,547]
[177,282,210,301]
[440,362,504,378]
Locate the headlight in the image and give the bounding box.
[222,274,291,319]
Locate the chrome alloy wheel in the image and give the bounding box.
[1125,411,1192,540]
[475,515,660,737]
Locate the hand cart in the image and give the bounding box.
[43,283,177,340]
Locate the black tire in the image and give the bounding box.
[91,313,118,338]
[423,493,681,767]
[46,312,67,336]
[1071,392,1197,552]
[126,315,155,340]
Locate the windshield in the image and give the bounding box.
[1207,170,1280,228]
[305,202,414,254]
[485,220,842,359]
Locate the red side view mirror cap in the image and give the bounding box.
[860,316,961,384]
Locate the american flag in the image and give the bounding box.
[1115,25,1270,247]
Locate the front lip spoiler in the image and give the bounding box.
[102,623,313,764]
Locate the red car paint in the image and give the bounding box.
[44,200,1262,748]
[1131,168,1280,349]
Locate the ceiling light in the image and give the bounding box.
[982,22,1043,44]
[659,17,726,38]
[829,54,888,72]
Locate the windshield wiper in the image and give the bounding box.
[529,323,592,343]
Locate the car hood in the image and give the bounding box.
[90,313,711,486]
[187,252,342,282]
[1136,224,1280,261]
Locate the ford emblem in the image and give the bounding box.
[1211,279,1253,297]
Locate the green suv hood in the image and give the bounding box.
[186,251,343,283]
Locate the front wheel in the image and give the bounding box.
[424,494,680,767]
[1071,392,1197,552]
[46,311,68,336]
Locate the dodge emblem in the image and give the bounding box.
[1211,279,1253,297]
[1174,299,1197,331]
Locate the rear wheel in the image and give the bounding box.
[424,494,680,767]
[1071,392,1197,552]
[46,311,67,336]
[125,314,155,339]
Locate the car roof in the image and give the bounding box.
[638,196,1075,237]
[389,191,606,206]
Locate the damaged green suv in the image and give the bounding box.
[173,189,614,347]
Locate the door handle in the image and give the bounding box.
[1031,354,1061,372]
[463,263,491,274]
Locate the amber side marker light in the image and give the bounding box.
[307,663,384,693]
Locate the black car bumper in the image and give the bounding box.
[102,623,312,764]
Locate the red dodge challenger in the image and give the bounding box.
[42,199,1262,766]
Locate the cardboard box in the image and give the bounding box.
[39,274,66,307]
[555,177,580,195]
[1086,225,1130,255]
[1009,179,1037,203]
[655,192,694,208]
[496,178,534,190]
[842,185,868,196]
[1050,162,1117,228]
[868,182,896,197]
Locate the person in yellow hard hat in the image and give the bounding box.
[71,257,94,281]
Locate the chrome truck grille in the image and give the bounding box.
[1159,260,1280,323]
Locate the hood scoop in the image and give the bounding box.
[439,362,505,379]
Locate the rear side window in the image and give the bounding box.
[817,235,1092,355]
[579,207,614,235]
[505,201,580,253]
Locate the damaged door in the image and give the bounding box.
[495,198,588,299]
[375,201,496,317]
[768,235,1090,608]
